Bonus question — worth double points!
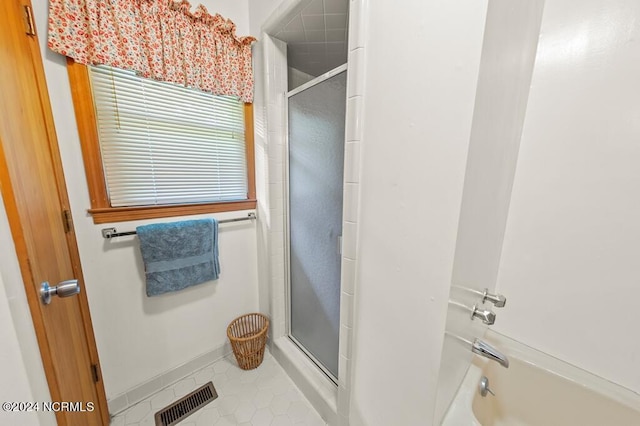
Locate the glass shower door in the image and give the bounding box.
[287,69,346,379]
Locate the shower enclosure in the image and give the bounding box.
[285,65,347,381]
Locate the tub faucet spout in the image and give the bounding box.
[472,339,509,368]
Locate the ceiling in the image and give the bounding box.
[272,0,349,77]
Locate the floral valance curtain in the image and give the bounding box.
[48,0,256,102]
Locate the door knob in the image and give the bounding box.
[40,279,80,305]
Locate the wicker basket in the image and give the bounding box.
[227,313,269,370]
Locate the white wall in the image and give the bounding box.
[249,0,283,35]
[0,195,55,426]
[210,0,250,34]
[0,274,41,426]
[434,0,545,422]
[30,0,257,402]
[494,0,640,394]
[348,1,488,425]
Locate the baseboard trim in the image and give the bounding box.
[107,342,232,416]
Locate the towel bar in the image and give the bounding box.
[101,212,256,239]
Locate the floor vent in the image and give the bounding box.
[154,381,218,426]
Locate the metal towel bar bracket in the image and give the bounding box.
[101,212,256,239]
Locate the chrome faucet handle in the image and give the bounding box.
[482,288,506,307]
[471,304,496,325]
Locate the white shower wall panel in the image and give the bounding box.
[494,0,640,395]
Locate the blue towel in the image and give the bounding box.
[136,219,220,296]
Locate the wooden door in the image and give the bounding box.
[0,1,108,425]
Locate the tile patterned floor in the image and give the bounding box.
[110,350,326,425]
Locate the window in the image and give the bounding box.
[67,60,256,224]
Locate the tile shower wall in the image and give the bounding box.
[259,21,341,423]
[255,1,358,423]
[262,35,289,342]
[335,0,366,424]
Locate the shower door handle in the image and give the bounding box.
[338,235,342,255]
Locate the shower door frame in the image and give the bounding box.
[283,63,348,386]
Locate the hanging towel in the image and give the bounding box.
[136,219,220,296]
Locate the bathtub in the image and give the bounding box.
[442,332,640,426]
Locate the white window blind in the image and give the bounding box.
[88,65,248,208]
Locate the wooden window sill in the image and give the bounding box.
[88,199,257,224]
